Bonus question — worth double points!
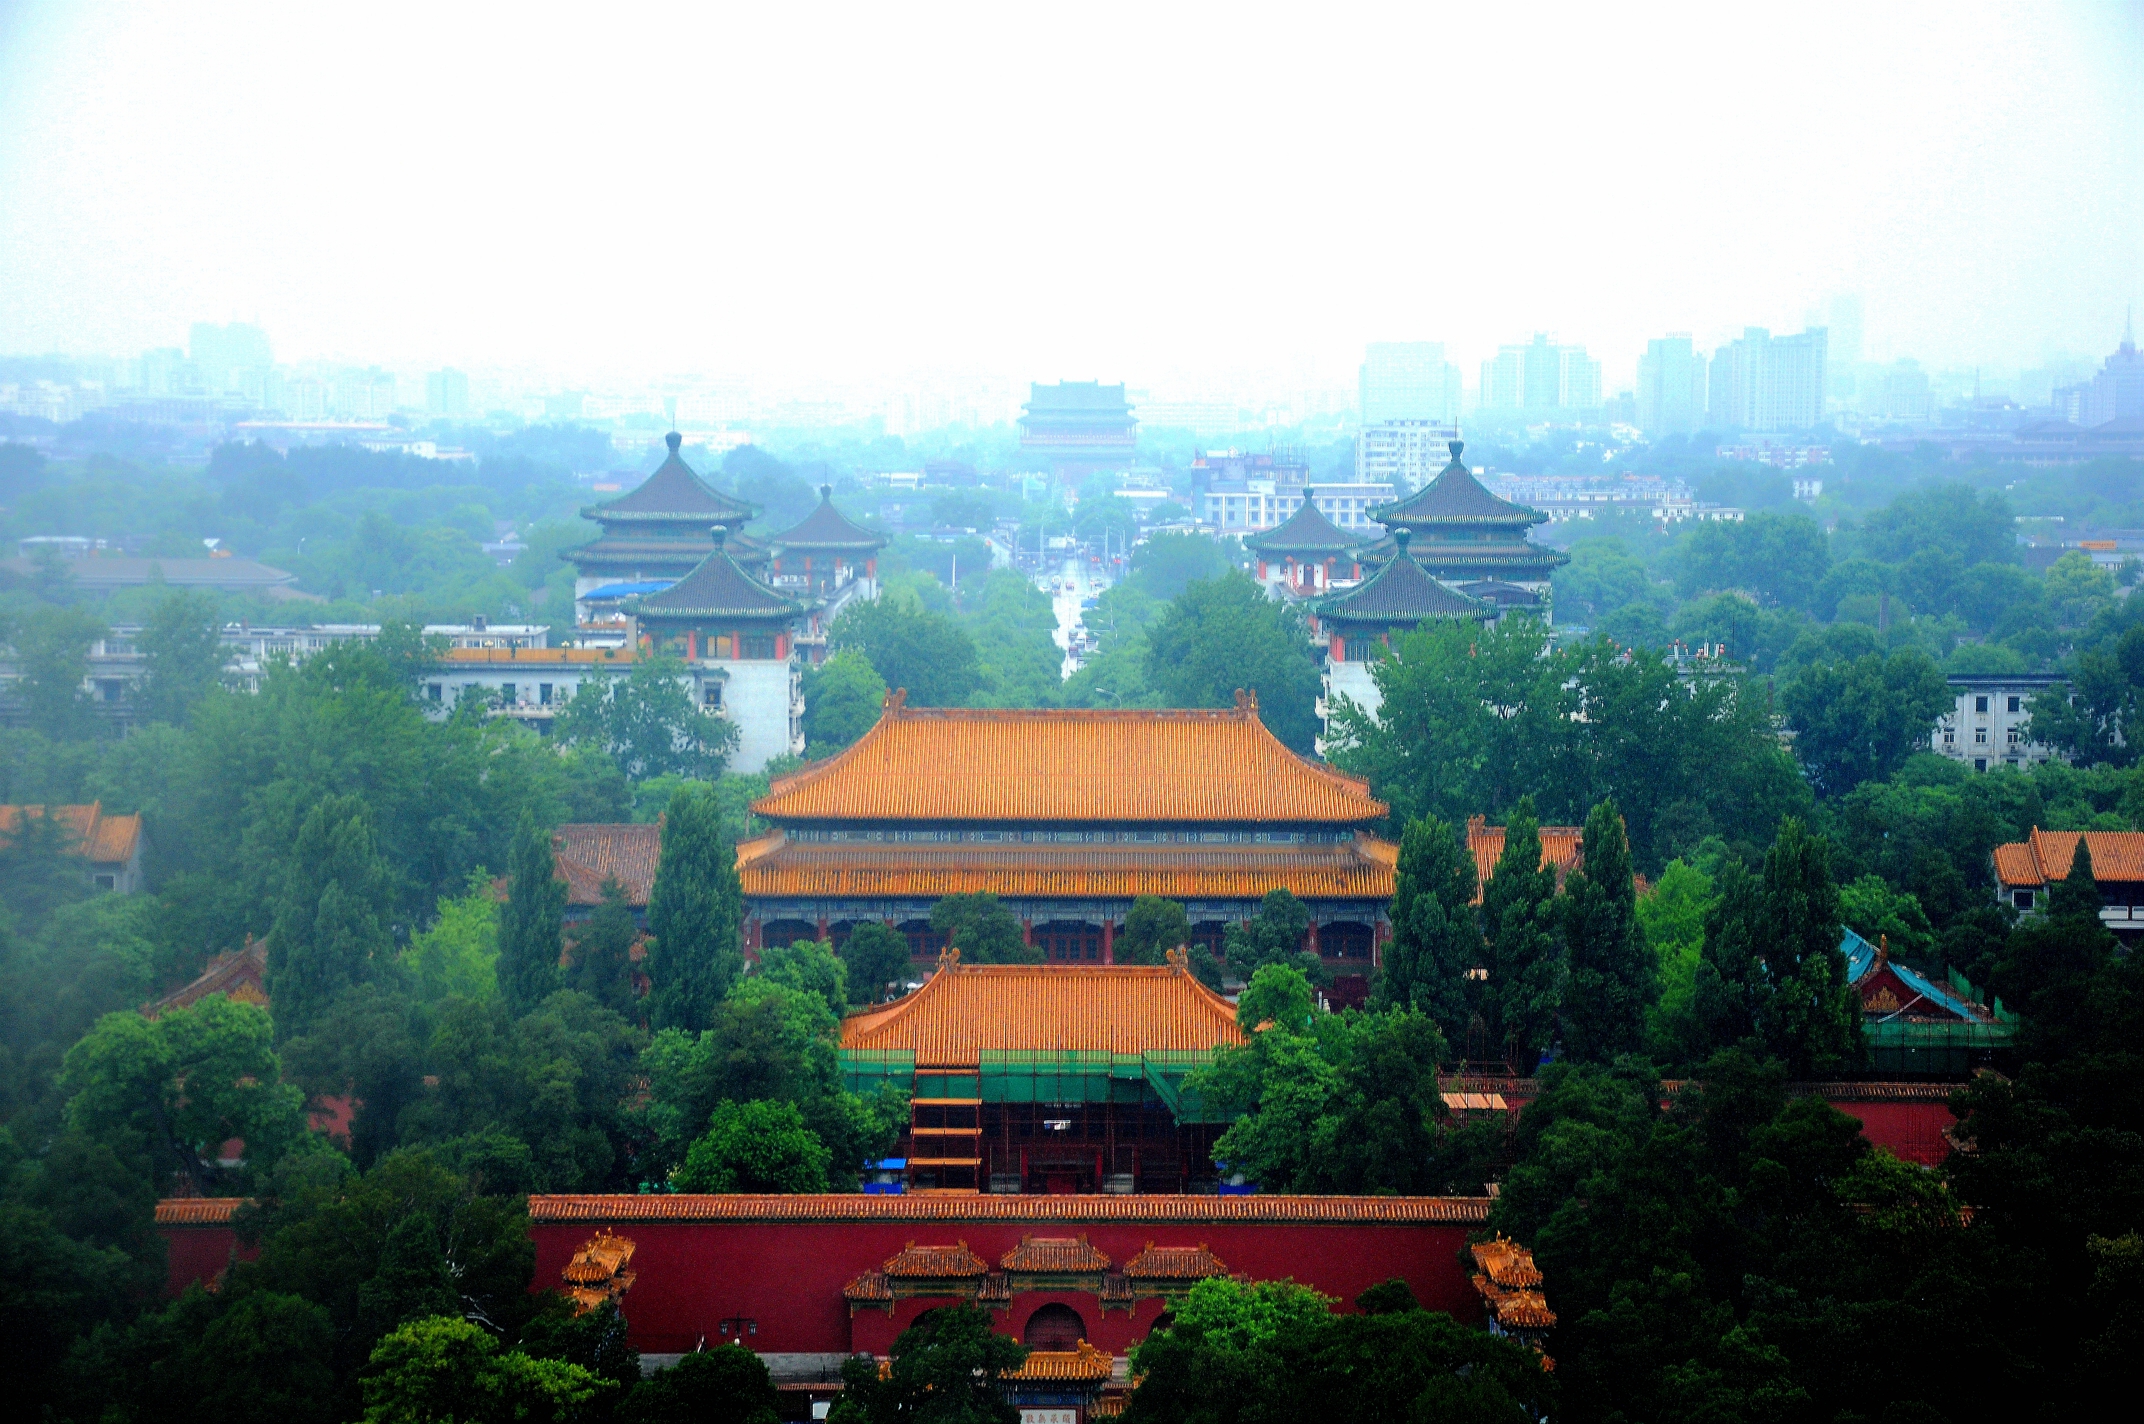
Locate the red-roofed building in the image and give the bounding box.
[1990,827,2144,941]
[552,823,662,925]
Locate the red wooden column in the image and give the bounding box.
[1102,920,1115,965]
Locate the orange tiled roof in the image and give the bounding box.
[155,1198,249,1224]
[559,1229,638,1313]
[1007,1341,1114,1382]
[883,1241,989,1278]
[1471,1237,1543,1288]
[737,831,1397,902]
[1466,816,1584,897]
[0,801,142,864]
[143,939,268,1019]
[554,823,663,906]
[839,960,1247,1066]
[1123,1243,1229,1279]
[752,693,1386,826]
[1991,828,2144,887]
[1002,1235,1112,1273]
[843,1269,893,1302]
[528,1194,1493,1225]
[1091,1394,1129,1417]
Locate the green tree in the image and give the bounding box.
[621,1344,779,1424]
[61,996,309,1196]
[644,785,744,1030]
[2030,623,2144,767]
[1117,895,1193,965]
[1235,963,1316,1034]
[1836,873,1937,963]
[838,921,912,1005]
[497,815,564,1017]
[1221,888,1319,985]
[567,878,639,1017]
[674,1098,833,1192]
[557,655,738,780]
[755,937,849,1017]
[265,794,396,1037]
[401,871,500,1003]
[1674,508,1832,609]
[138,589,226,726]
[1479,799,1565,1069]
[58,1286,341,1424]
[928,892,1039,964]
[1641,859,1717,1060]
[1374,814,1482,1040]
[360,1315,609,1424]
[830,1303,1025,1424]
[1127,530,1233,600]
[6,603,106,740]
[829,593,981,706]
[1560,799,1655,1063]
[1144,572,1323,753]
[800,649,888,754]
[1754,820,1861,1077]
[1779,648,1952,794]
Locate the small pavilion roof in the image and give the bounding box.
[1315,530,1490,626]
[1244,493,1365,557]
[584,433,756,525]
[839,957,1247,1066]
[772,485,887,554]
[633,527,809,622]
[1006,1341,1114,1382]
[754,692,1386,825]
[1370,440,1545,529]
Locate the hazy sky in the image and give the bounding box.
[2,2,2140,395]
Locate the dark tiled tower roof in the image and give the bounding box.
[1244,491,1364,557]
[584,432,756,525]
[1317,529,1490,628]
[634,526,810,622]
[771,486,887,554]
[1369,440,1542,528]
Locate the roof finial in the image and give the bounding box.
[710,523,727,547]
[1448,439,1464,463]
[666,431,682,453]
[821,483,833,501]
[1394,527,1412,552]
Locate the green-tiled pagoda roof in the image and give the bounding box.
[1369,440,1545,529]
[1244,493,1364,557]
[584,433,757,525]
[772,486,887,554]
[634,527,809,622]
[1317,531,1491,627]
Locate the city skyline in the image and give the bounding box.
[2,3,2139,394]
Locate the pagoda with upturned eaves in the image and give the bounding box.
[565,432,767,621]
[1367,440,1567,591]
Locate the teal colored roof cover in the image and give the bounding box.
[1369,440,1545,528]
[586,432,757,524]
[1317,529,1490,626]
[772,486,888,553]
[633,526,809,621]
[1244,493,1365,556]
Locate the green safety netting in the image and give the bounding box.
[835,1048,1240,1122]
[841,1049,915,1096]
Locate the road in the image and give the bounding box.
[1046,557,1106,679]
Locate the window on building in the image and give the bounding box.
[427,683,443,701]
[2014,889,2035,910]
[2008,728,2021,744]
[1975,728,1987,743]
[500,683,516,704]
[704,685,723,708]
[1975,695,1989,713]
[742,635,776,659]
[538,683,553,705]
[94,874,115,891]
[2008,695,2021,713]
[1943,729,1954,745]
[1975,758,1987,771]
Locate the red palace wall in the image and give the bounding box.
[529,1195,1491,1356]
[1824,1095,1957,1167]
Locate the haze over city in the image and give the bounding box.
[3,1,2141,401]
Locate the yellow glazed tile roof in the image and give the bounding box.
[1001,1235,1112,1273]
[753,692,1385,826]
[528,1194,1493,1224]
[839,960,1248,1066]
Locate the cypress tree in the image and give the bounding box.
[567,877,639,1018]
[497,815,564,1016]
[1560,799,1655,1062]
[1689,858,1768,1058]
[265,794,392,1038]
[1376,814,1482,1042]
[1481,797,1565,1069]
[643,786,743,1031]
[1754,818,1861,1077]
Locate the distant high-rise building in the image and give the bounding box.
[1636,335,1708,436]
[1360,342,1460,423]
[426,368,470,418]
[1707,327,1828,432]
[1480,335,1600,416]
[1356,419,1462,491]
[2059,314,2144,426]
[188,322,273,398]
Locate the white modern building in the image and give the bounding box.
[1708,327,1829,432]
[1360,342,1462,423]
[1636,335,1709,436]
[1931,674,2067,771]
[1356,420,1461,492]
